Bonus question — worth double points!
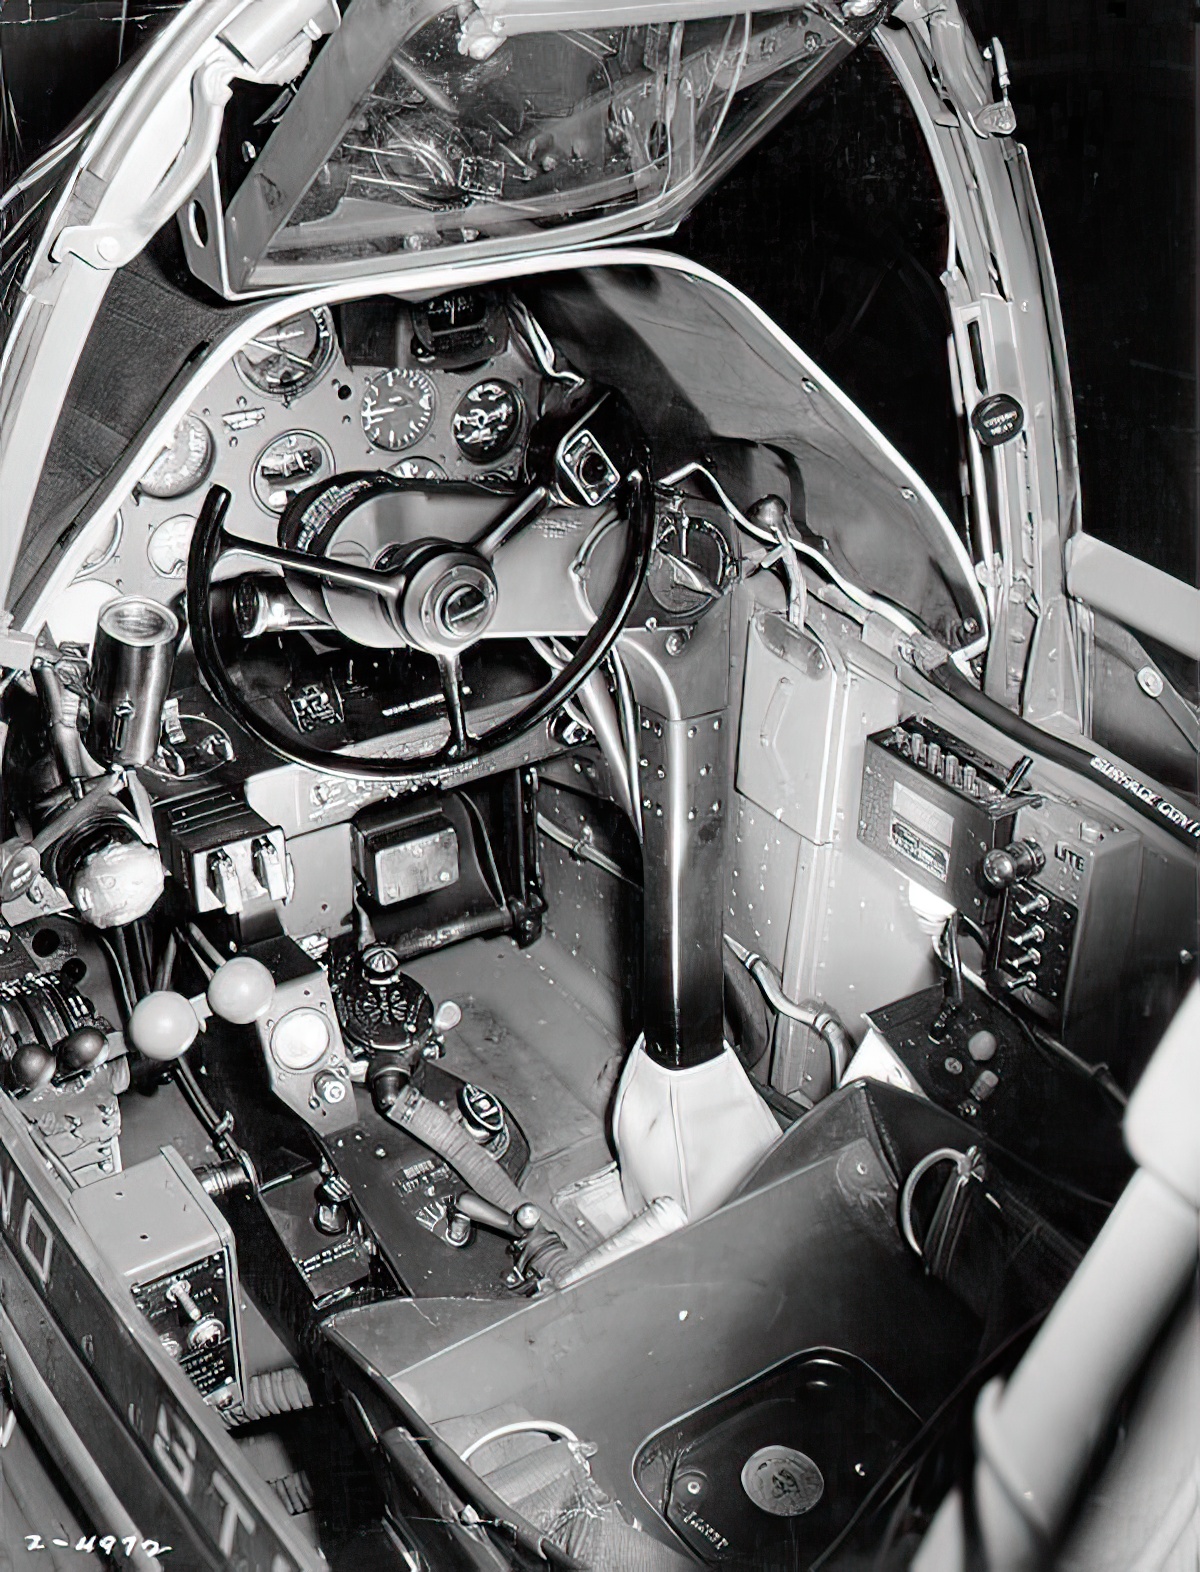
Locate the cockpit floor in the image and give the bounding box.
[402,933,624,1214]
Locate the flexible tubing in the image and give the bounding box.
[236,1366,314,1422]
[385,1087,527,1215]
[922,657,1199,851]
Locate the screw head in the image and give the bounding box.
[1137,665,1164,698]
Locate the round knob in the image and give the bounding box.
[9,1041,57,1091]
[433,999,462,1035]
[206,956,275,1025]
[66,835,164,929]
[361,944,401,982]
[981,839,1046,891]
[128,990,199,1061]
[186,1317,225,1351]
[60,1025,109,1072]
[967,1029,998,1063]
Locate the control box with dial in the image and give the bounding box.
[71,1145,244,1405]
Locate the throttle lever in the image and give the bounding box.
[454,1191,541,1239]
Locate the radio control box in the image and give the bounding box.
[857,720,1015,919]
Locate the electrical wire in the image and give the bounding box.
[186,920,225,972]
[104,927,139,1014]
[658,460,920,637]
[536,811,641,888]
[454,790,507,910]
[174,925,215,981]
[152,929,177,992]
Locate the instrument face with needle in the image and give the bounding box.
[233,307,337,400]
[361,367,440,453]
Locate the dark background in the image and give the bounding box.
[2,0,1196,585]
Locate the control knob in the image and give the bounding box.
[981,839,1046,891]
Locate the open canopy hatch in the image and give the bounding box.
[182,0,887,295]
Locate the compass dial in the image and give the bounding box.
[361,368,438,453]
[452,379,522,462]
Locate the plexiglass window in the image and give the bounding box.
[259,8,838,268]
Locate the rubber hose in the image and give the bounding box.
[238,1367,314,1422]
[921,658,1199,851]
[386,1087,527,1215]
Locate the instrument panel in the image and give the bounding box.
[56,293,545,640]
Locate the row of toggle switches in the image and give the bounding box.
[891,728,997,798]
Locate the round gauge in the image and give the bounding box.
[361,368,437,453]
[76,512,123,577]
[390,456,447,481]
[138,414,214,500]
[452,380,522,462]
[146,514,196,579]
[270,1007,331,1072]
[252,430,334,514]
[234,308,335,401]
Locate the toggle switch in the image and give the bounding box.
[207,848,243,914]
[1009,924,1045,948]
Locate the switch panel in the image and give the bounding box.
[989,800,1142,1045]
[862,984,1128,1199]
[158,787,291,915]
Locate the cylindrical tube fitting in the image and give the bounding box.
[87,597,178,766]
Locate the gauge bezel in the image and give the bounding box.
[451,378,524,464]
[361,367,439,454]
[389,456,448,481]
[233,306,336,402]
[270,1007,332,1072]
[138,414,216,501]
[75,511,124,578]
[146,513,198,579]
[251,429,336,515]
